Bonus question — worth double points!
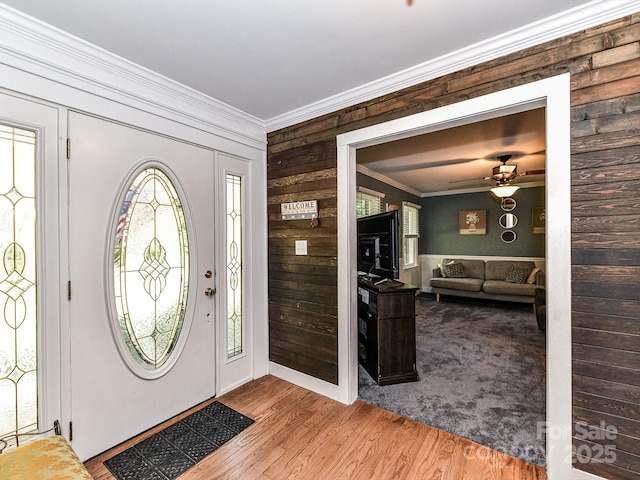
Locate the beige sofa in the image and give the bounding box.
[430,258,544,304]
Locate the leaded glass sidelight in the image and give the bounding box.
[0,125,38,442]
[113,167,189,372]
[226,174,243,358]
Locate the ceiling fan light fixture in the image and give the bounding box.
[492,163,517,180]
[490,184,520,198]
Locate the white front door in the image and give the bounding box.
[68,112,217,460]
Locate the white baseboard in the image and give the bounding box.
[268,362,345,404]
[217,375,255,397]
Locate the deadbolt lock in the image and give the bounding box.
[204,270,213,278]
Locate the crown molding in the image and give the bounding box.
[266,0,640,133]
[0,3,266,149]
[357,163,544,198]
[420,180,545,198]
[357,164,423,197]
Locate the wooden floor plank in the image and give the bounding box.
[84,375,547,480]
[267,401,375,479]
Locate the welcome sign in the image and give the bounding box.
[281,200,318,220]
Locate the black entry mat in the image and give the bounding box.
[104,402,254,480]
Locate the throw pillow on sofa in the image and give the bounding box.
[505,266,532,283]
[442,262,466,278]
[438,260,456,277]
[526,267,541,284]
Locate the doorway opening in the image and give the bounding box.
[336,74,572,479]
[354,107,547,466]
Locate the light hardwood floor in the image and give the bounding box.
[85,375,547,479]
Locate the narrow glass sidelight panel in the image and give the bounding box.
[0,125,38,443]
[113,167,189,372]
[226,174,243,359]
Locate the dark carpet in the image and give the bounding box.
[358,294,547,467]
[104,402,254,480]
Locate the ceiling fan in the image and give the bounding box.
[487,154,544,182]
[450,153,545,198]
[451,153,545,185]
[489,153,545,198]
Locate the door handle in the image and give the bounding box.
[204,287,216,296]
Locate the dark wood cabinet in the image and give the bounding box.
[357,279,419,386]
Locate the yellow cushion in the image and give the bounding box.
[0,435,92,480]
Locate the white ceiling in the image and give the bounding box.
[0,0,597,122]
[2,0,635,195]
[357,108,547,195]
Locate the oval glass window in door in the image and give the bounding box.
[112,166,189,374]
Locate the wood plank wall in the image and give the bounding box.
[267,13,640,478]
[267,140,339,383]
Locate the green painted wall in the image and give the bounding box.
[356,172,422,212]
[420,187,545,257]
[357,172,545,258]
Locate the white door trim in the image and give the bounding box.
[0,91,62,438]
[337,74,573,480]
[215,152,255,395]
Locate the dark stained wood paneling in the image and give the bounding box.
[267,13,640,477]
[267,278,337,297]
[572,311,640,334]
[268,260,337,276]
[573,329,640,353]
[572,163,640,187]
[572,92,640,124]
[573,360,640,388]
[572,414,640,479]
[573,436,640,480]
[269,253,337,266]
[269,321,338,381]
[573,407,640,446]
[572,110,640,138]
[571,145,640,171]
[269,287,337,309]
[573,265,640,283]
[531,29,640,474]
[572,249,640,265]
[574,459,640,480]
[572,282,640,300]
[572,128,640,154]
[269,294,338,317]
[573,375,640,405]
[572,215,640,233]
[572,199,640,218]
[267,137,339,383]
[573,344,640,370]
[574,392,640,438]
[269,304,337,336]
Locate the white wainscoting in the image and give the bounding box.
[399,264,423,291]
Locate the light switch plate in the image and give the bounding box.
[295,240,308,255]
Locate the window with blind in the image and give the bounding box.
[403,202,420,268]
[356,187,384,218]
